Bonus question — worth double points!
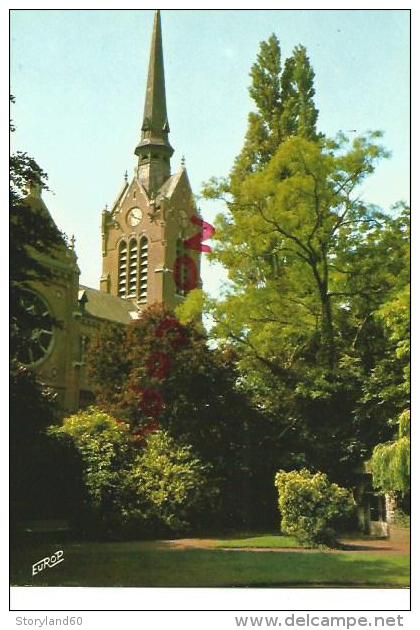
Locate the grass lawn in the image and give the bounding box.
[216,534,306,549]
[11,538,409,588]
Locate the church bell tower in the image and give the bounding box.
[100,10,201,312]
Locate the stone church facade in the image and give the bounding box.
[20,11,201,412]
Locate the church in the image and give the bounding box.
[19,10,201,412]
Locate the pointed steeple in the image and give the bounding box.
[141,9,170,145]
[135,10,174,195]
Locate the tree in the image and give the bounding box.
[10,96,65,359]
[205,133,390,369]
[278,45,319,142]
[351,205,410,450]
[87,305,275,527]
[10,361,84,528]
[200,129,409,484]
[10,99,79,529]
[370,410,410,495]
[212,133,390,366]
[366,227,410,498]
[198,34,410,486]
[202,34,319,200]
[10,361,56,523]
[233,33,283,180]
[87,305,243,449]
[196,34,410,488]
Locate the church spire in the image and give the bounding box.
[135,10,174,195]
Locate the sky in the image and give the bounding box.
[10,8,410,296]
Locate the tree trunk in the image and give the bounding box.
[320,290,336,369]
[310,251,336,369]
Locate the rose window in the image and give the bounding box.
[17,290,54,366]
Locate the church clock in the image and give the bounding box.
[127,207,143,227]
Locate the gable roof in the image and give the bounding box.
[157,168,191,201]
[78,285,139,325]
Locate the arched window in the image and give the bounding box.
[127,238,138,299]
[138,237,148,302]
[118,241,127,298]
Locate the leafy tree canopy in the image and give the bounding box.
[87,305,258,471]
[194,34,409,485]
[86,305,294,528]
[10,96,65,359]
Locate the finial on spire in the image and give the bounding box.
[124,170,128,183]
[181,155,186,168]
[70,234,76,250]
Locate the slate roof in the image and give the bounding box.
[78,285,139,325]
[157,170,184,200]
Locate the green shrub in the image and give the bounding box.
[48,408,215,538]
[274,469,355,546]
[125,431,217,533]
[48,407,132,537]
[48,407,131,507]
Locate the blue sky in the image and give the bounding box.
[10,9,410,295]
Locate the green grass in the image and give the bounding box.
[216,534,306,549]
[11,539,409,588]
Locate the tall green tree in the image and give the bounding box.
[10,96,64,358]
[366,229,410,497]
[10,361,85,528]
[200,130,409,483]
[10,98,76,526]
[279,45,319,141]
[345,204,410,448]
[209,134,389,369]
[203,34,319,200]
[197,36,409,484]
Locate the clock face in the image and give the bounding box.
[127,207,143,227]
[179,210,189,228]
